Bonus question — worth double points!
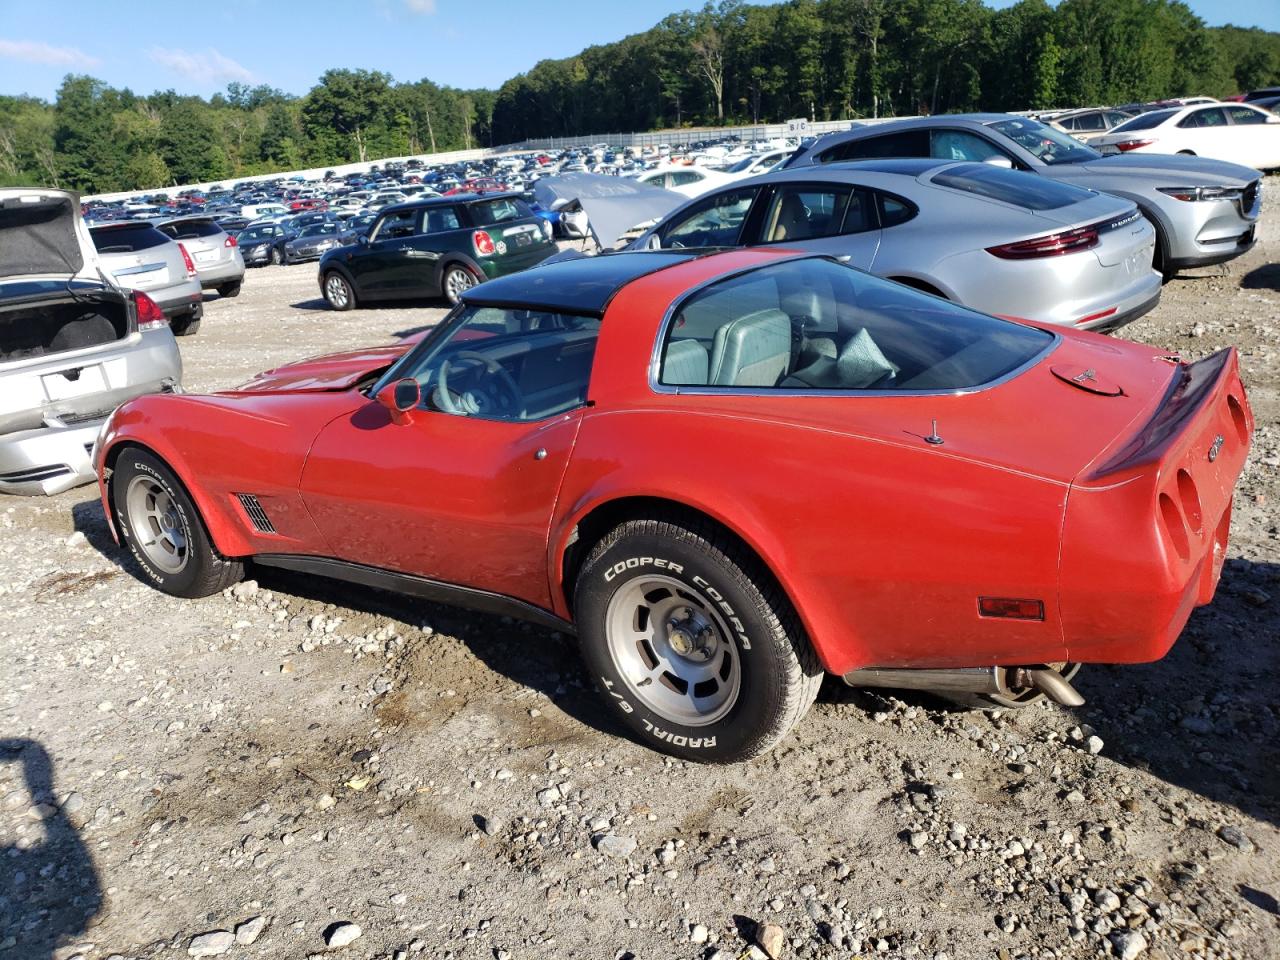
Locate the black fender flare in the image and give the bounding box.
[433,253,486,293]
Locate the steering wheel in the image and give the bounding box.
[434,350,523,417]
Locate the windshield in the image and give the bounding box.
[987,118,1100,165]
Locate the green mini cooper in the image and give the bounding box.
[318,194,557,309]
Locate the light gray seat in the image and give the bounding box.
[708,309,792,387]
[663,338,710,385]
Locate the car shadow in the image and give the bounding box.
[1240,263,1279,291]
[0,738,102,959]
[290,297,451,314]
[70,497,150,587]
[290,298,331,312]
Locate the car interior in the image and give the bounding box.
[658,259,1052,392]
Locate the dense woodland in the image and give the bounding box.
[1,0,1277,194]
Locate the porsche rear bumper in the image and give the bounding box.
[1059,348,1252,663]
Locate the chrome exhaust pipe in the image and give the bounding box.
[842,664,1084,707]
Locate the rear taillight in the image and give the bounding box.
[224,234,238,248]
[132,290,168,330]
[986,224,1100,260]
[472,230,496,256]
[178,242,196,278]
[1113,138,1156,152]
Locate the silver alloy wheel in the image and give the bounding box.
[445,266,476,301]
[605,574,741,726]
[124,475,188,574]
[325,274,350,309]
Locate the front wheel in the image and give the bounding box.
[269,247,282,265]
[575,515,822,762]
[111,447,244,598]
[323,272,356,311]
[441,264,478,306]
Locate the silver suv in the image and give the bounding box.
[157,216,245,300]
[90,221,205,335]
[787,114,1263,279]
[1,189,182,496]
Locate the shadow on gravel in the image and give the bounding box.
[70,498,146,583]
[1240,263,1280,291]
[290,297,449,314]
[0,739,101,959]
[1074,557,1280,829]
[290,298,330,311]
[244,563,632,745]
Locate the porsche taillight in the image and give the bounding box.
[177,242,197,278]
[986,224,1100,260]
[472,230,496,256]
[132,290,168,330]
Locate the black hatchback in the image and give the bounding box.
[317,194,557,310]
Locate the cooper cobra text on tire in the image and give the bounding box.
[575,515,822,762]
[111,447,244,599]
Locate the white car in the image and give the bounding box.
[633,166,735,198]
[721,150,793,180]
[1092,102,1280,170]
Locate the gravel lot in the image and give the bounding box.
[2,190,1278,960]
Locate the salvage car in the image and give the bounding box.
[235,223,295,267]
[281,222,356,264]
[95,249,1251,760]
[157,216,245,299]
[89,221,204,335]
[633,159,1161,331]
[318,195,557,309]
[1,188,181,496]
[786,114,1264,278]
[1091,103,1280,171]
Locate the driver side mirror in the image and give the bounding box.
[982,155,1015,169]
[357,234,370,246]
[376,378,420,425]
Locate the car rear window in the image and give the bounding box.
[90,224,170,253]
[1110,109,1178,132]
[657,257,1052,392]
[159,220,224,240]
[929,162,1091,210]
[469,198,533,226]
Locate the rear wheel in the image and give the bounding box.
[575,515,822,762]
[269,247,282,265]
[442,264,478,306]
[170,313,201,337]
[217,281,242,299]
[111,447,243,598]
[323,272,356,311]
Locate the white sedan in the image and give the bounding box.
[632,165,736,198]
[1092,102,1280,170]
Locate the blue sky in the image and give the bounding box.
[0,0,1276,102]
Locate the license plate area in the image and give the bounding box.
[42,364,107,400]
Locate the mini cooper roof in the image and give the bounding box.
[460,250,705,315]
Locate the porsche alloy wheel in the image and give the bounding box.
[324,272,355,311]
[442,265,477,305]
[112,447,244,598]
[576,515,822,763]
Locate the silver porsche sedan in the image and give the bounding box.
[633,159,1160,332]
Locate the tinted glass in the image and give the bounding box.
[470,198,533,225]
[160,220,223,240]
[878,194,916,228]
[659,189,758,247]
[1111,109,1178,132]
[669,170,702,186]
[390,306,601,422]
[424,208,461,232]
[929,130,1009,162]
[657,258,1051,391]
[90,225,169,253]
[930,162,1091,210]
[374,210,418,241]
[818,129,930,162]
[1225,105,1267,125]
[986,118,1099,164]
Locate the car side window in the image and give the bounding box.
[1179,108,1228,128]
[877,194,917,228]
[930,130,1008,163]
[659,189,759,248]
[392,306,602,422]
[424,208,461,233]
[758,185,871,243]
[373,210,418,241]
[669,170,702,187]
[819,129,930,162]
[1225,106,1266,125]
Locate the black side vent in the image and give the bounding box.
[236,494,276,534]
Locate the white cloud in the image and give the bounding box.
[148,47,253,84]
[405,0,437,13]
[0,39,99,67]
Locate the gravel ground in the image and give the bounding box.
[1,190,1278,960]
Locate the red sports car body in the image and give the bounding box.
[94,249,1253,760]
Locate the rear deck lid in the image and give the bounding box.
[0,188,99,282]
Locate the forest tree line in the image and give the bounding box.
[1,0,1277,194]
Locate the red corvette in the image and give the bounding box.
[94,250,1252,761]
